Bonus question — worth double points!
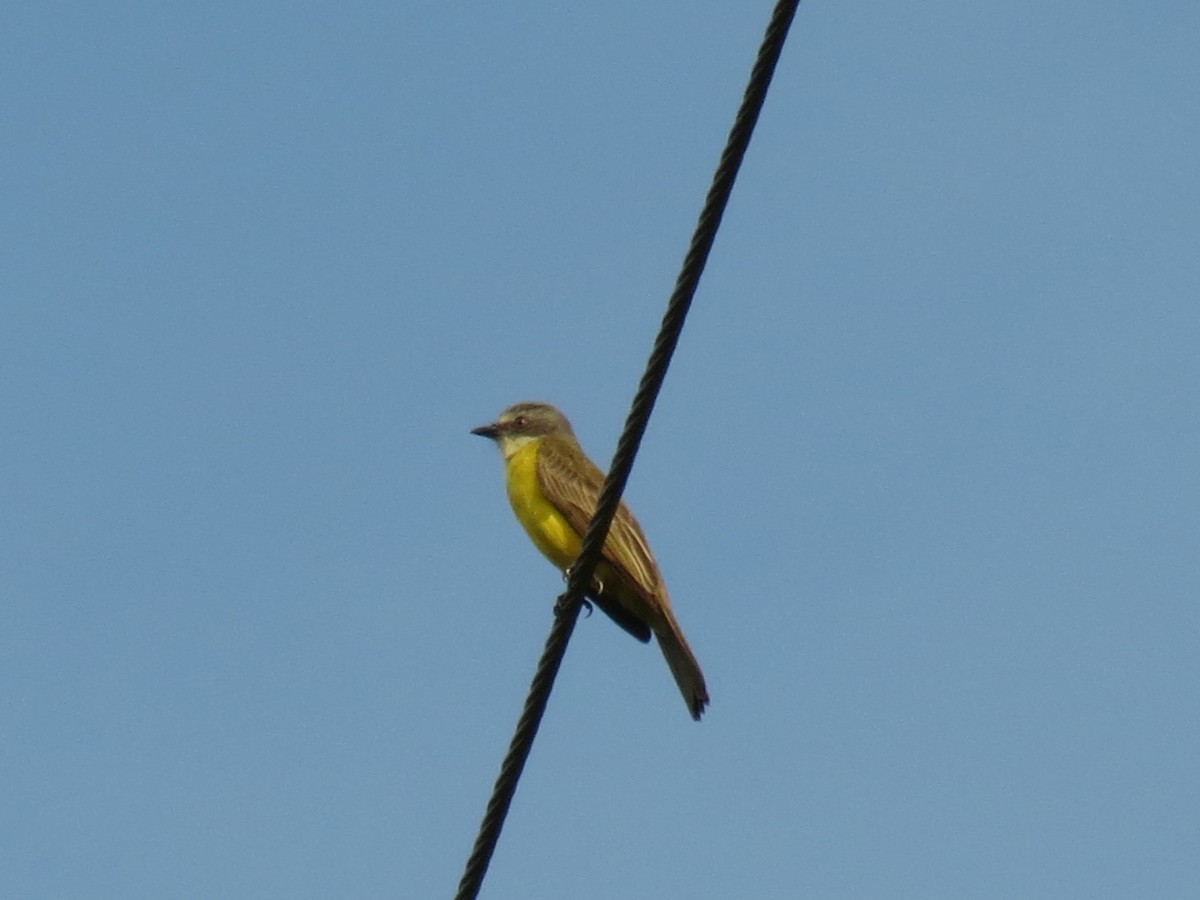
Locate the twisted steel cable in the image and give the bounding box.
[454,3,800,897]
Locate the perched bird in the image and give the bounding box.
[472,401,709,720]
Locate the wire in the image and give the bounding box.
[454,2,801,897]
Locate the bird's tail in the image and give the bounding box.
[653,605,709,721]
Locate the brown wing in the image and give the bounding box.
[535,437,665,614]
[538,436,710,720]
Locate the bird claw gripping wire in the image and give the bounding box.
[558,566,604,618]
[554,592,592,618]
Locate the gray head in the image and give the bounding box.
[471,402,577,454]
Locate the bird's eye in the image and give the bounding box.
[514,415,528,427]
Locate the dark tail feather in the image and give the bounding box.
[653,609,709,720]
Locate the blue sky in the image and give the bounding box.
[3,3,1198,897]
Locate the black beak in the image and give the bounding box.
[471,422,499,439]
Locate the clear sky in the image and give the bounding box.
[3,3,1198,898]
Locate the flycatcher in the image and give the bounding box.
[472,401,709,720]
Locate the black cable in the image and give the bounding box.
[454,3,800,897]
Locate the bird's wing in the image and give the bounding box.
[539,436,708,719]
[535,436,664,608]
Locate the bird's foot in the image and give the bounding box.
[562,565,604,596]
[553,593,592,618]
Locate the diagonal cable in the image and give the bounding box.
[454,3,801,898]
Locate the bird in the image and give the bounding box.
[471,401,709,720]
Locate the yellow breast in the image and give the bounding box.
[504,440,582,570]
